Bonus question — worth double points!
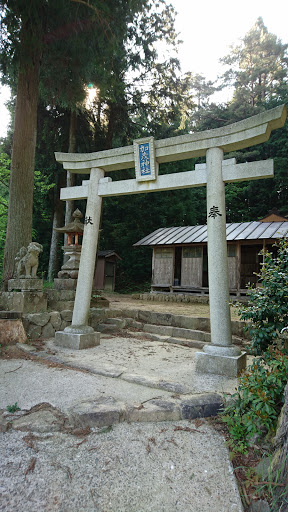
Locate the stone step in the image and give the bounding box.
[105,318,127,328]
[167,337,205,349]
[125,330,206,349]
[127,319,244,346]
[4,392,223,433]
[142,323,211,342]
[97,317,128,332]
[111,308,248,339]
[97,323,118,333]
[96,315,244,347]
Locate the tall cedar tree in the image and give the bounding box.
[1,0,46,282]
[0,0,144,284]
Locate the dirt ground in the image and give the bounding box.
[106,293,241,321]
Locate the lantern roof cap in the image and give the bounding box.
[54,209,84,233]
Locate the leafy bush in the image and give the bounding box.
[222,348,288,453]
[239,238,288,354]
[6,402,21,413]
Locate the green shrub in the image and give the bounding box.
[221,348,288,452]
[239,238,288,354]
[6,402,21,413]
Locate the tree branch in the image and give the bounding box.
[69,0,101,15]
[0,178,9,188]
[68,0,112,37]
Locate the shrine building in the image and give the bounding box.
[134,211,288,297]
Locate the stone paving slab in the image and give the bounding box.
[0,420,244,511]
[0,332,241,432]
[0,359,223,430]
[0,359,176,414]
[43,333,241,395]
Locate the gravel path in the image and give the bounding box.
[0,420,243,512]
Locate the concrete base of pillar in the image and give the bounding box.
[195,345,246,378]
[55,325,100,350]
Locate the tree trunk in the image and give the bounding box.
[48,110,77,275]
[66,109,77,220]
[2,20,42,286]
[64,109,77,249]
[105,103,117,149]
[47,177,65,281]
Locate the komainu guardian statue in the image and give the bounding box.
[14,242,43,278]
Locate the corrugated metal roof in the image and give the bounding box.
[134,221,288,246]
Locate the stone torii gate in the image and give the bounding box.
[54,104,287,377]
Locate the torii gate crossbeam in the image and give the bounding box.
[54,105,287,378]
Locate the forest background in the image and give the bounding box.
[0,0,287,292]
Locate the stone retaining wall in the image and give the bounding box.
[136,293,248,304]
[10,306,249,341]
[21,308,113,340]
[22,310,72,340]
[137,293,209,304]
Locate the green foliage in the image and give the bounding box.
[221,348,288,453]
[220,17,288,110]
[0,152,10,278]
[236,453,288,511]
[223,238,288,454]
[6,402,20,413]
[42,280,55,290]
[239,238,288,354]
[254,453,288,512]
[1,14,288,286]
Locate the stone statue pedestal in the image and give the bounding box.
[8,278,43,292]
[50,245,81,310]
[3,278,47,313]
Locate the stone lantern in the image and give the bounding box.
[54,209,84,290]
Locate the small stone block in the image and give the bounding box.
[68,397,125,428]
[16,343,36,353]
[195,351,246,378]
[0,412,11,432]
[12,406,66,433]
[180,393,223,419]
[55,330,100,349]
[0,319,27,345]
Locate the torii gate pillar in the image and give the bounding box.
[195,147,245,377]
[55,167,104,349]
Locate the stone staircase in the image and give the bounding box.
[95,313,247,351]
